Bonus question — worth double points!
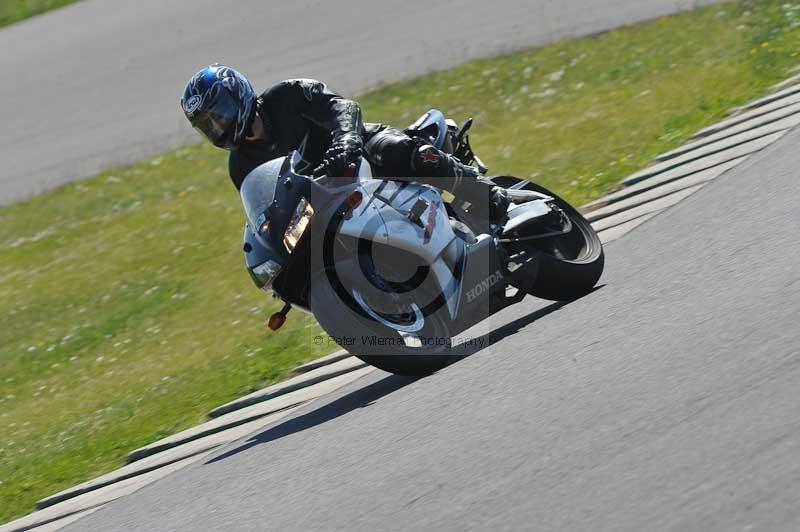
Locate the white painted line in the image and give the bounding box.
[770,73,800,92]
[587,167,724,223]
[582,156,746,213]
[12,507,103,532]
[293,350,352,374]
[621,131,786,187]
[36,405,304,510]
[730,84,800,114]
[694,96,800,139]
[591,184,706,233]
[209,356,367,418]
[128,366,374,463]
[0,454,208,532]
[597,211,662,244]
[658,110,800,161]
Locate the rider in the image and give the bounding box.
[180,64,511,223]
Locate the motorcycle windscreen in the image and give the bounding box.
[240,157,292,288]
[240,157,286,235]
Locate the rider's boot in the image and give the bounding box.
[413,145,511,224]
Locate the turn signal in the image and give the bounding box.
[267,303,292,331]
[268,312,286,331]
[346,191,363,210]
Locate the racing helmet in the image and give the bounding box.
[181,64,256,150]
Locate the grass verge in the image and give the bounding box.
[0,0,80,28]
[3,0,800,522]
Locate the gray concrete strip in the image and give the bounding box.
[657,109,800,162]
[0,454,206,532]
[620,131,785,187]
[693,95,800,139]
[13,508,103,532]
[209,356,368,418]
[582,156,746,213]
[591,184,706,233]
[292,351,352,374]
[128,366,375,463]
[728,84,800,115]
[596,211,661,244]
[36,405,304,511]
[770,73,800,92]
[587,168,724,223]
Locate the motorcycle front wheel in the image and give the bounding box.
[309,273,461,376]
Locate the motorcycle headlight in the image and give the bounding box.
[283,198,314,253]
[254,212,270,235]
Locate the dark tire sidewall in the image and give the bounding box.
[494,178,605,301]
[309,273,460,376]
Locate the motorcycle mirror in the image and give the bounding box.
[456,118,474,144]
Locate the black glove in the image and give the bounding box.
[313,141,363,178]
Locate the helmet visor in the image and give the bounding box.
[191,91,239,149]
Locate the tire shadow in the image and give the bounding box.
[448,284,605,359]
[205,373,420,464]
[206,288,603,465]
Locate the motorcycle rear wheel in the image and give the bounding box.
[493,176,604,301]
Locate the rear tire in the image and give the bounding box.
[493,177,604,301]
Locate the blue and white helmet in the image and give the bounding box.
[181,64,256,150]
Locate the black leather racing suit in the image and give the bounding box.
[228,79,496,212]
[228,79,363,188]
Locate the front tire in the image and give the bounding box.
[309,273,460,376]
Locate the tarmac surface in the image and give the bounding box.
[0,0,724,205]
[60,125,800,531]
[10,1,789,530]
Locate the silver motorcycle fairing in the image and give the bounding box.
[330,168,467,321]
[502,199,557,235]
[242,152,560,326]
[351,289,425,333]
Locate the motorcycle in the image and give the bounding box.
[240,110,604,376]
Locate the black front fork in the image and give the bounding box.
[448,236,538,336]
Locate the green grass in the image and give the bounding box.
[360,0,800,206]
[3,0,800,523]
[0,0,80,28]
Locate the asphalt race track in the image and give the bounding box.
[0,0,725,205]
[58,125,800,531]
[11,1,795,530]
